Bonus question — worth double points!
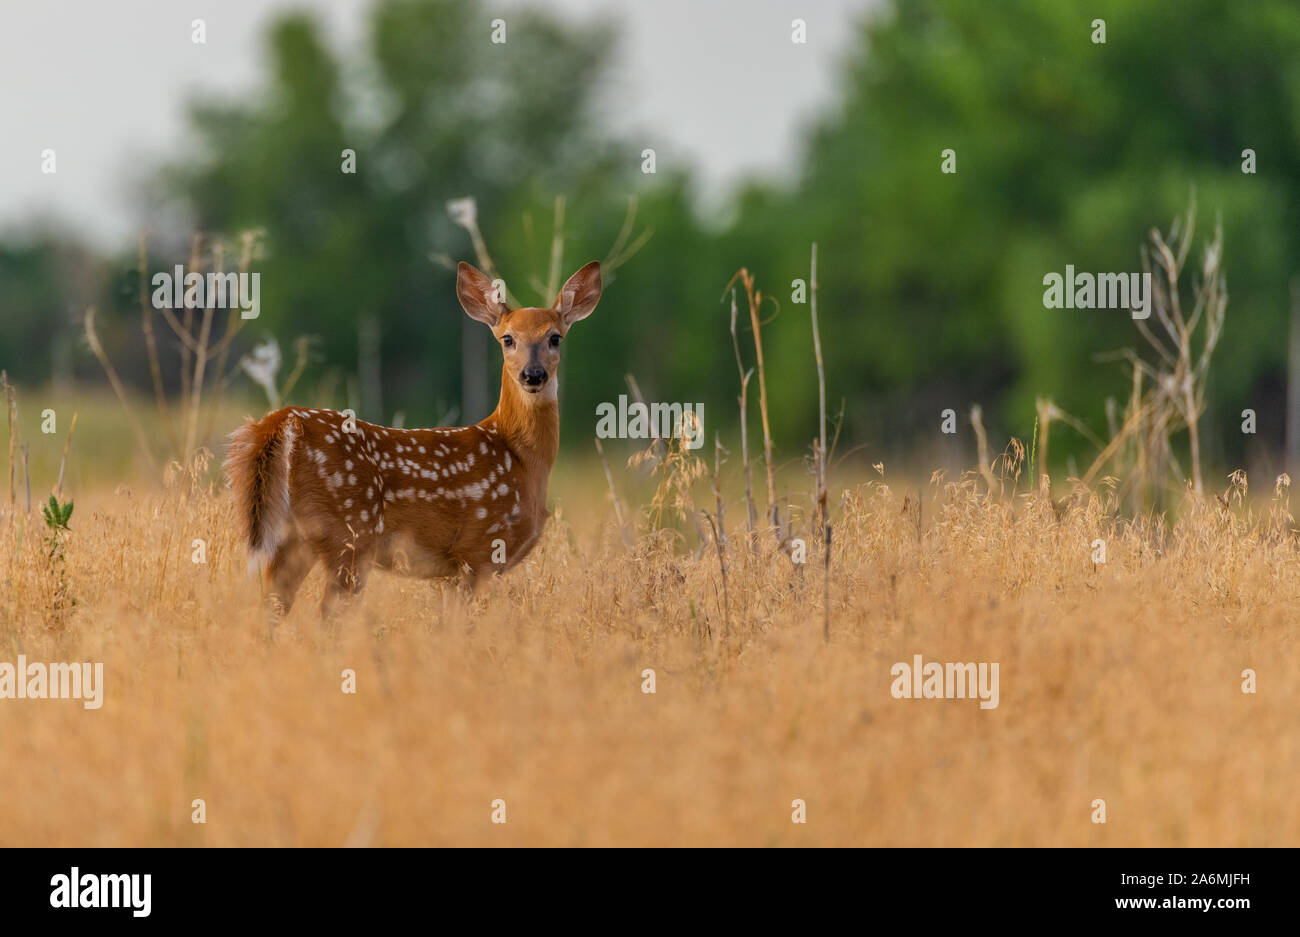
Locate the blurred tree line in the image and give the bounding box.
[3,0,1300,472]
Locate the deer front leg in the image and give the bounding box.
[319,536,375,621]
[456,559,496,596]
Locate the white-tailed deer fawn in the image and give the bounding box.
[223,260,602,616]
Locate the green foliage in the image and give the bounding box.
[748,0,1300,466]
[41,493,76,617]
[42,494,74,531]
[5,0,1300,475]
[172,0,618,429]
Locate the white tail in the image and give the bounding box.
[224,260,602,616]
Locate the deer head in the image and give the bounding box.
[456,260,603,403]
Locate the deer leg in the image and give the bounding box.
[264,533,317,618]
[458,562,487,595]
[319,538,374,621]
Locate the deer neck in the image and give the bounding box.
[485,364,560,489]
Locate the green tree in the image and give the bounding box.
[173,0,617,427]
[744,0,1300,469]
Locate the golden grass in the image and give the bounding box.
[1,446,1296,847]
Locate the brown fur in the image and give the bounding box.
[223,261,602,618]
[223,409,298,569]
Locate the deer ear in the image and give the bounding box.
[555,261,602,327]
[457,262,508,327]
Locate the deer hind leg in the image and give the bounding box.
[264,532,317,618]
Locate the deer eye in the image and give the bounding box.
[502,334,515,348]
[549,334,561,348]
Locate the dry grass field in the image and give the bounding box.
[1,429,1296,847]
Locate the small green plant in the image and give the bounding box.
[42,494,74,531]
[41,494,76,619]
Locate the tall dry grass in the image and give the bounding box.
[1,213,1293,846]
[0,449,1295,846]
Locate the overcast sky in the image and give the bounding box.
[0,0,872,250]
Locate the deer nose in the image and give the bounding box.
[521,365,547,387]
